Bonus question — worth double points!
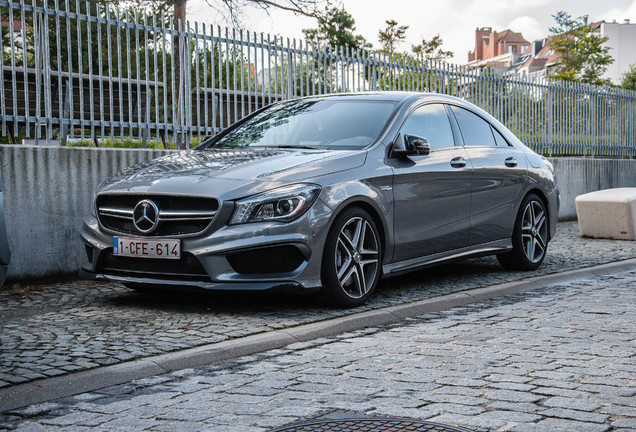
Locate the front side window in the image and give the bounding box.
[206,99,397,151]
[450,106,497,147]
[399,104,455,150]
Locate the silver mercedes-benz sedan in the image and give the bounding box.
[80,92,559,307]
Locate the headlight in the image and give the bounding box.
[229,184,321,224]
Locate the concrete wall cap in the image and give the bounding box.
[576,187,636,203]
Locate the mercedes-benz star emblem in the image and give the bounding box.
[132,199,160,233]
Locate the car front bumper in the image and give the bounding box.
[79,198,334,292]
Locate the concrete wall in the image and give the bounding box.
[0,146,170,281]
[0,146,635,281]
[552,158,636,220]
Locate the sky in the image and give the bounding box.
[187,0,636,64]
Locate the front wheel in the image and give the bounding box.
[498,193,549,271]
[321,207,382,308]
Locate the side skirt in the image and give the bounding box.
[382,239,512,278]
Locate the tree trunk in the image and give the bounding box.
[174,0,187,149]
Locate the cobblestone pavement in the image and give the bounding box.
[0,222,635,389]
[1,267,634,431]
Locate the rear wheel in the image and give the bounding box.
[498,193,549,271]
[321,207,382,308]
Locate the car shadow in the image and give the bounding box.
[102,256,508,314]
[103,285,324,314]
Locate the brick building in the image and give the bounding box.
[467,27,530,62]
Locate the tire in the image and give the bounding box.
[321,207,382,308]
[497,193,549,271]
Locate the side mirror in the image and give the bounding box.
[392,134,431,158]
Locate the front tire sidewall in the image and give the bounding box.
[321,207,382,308]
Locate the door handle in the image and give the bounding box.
[450,157,466,168]
[505,157,517,168]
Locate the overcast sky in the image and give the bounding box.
[188,0,636,63]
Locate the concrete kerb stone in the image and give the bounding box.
[285,310,402,342]
[0,358,167,413]
[1,257,635,413]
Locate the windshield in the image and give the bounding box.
[206,98,397,150]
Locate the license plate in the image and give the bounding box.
[113,237,181,259]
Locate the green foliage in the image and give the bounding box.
[264,53,338,96]
[193,42,255,91]
[102,0,174,18]
[378,19,408,55]
[302,7,371,51]
[362,52,456,94]
[621,63,636,90]
[1,1,172,80]
[411,35,453,62]
[1,23,15,65]
[548,11,614,85]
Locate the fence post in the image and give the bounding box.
[60,79,72,147]
[547,86,553,157]
[142,87,151,148]
[286,44,293,98]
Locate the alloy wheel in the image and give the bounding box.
[521,200,548,263]
[334,216,380,299]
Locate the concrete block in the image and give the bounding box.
[575,188,636,240]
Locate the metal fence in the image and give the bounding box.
[1,0,636,156]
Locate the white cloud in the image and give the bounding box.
[597,0,636,22]
[186,0,636,64]
[508,16,544,42]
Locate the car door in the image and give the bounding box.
[448,105,528,245]
[390,103,472,262]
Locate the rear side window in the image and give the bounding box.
[450,106,497,147]
[492,126,510,146]
[399,104,455,150]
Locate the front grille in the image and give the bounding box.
[227,245,306,274]
[96,194,218,236]
[97,249,210,281]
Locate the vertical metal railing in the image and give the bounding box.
[0,0,635,156]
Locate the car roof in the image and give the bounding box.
[296,91,460,103]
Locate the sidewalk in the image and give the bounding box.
[1,264,634,431]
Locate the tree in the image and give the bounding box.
[113,0,330,26]
[548,11,614,85]
[378,19,408,56]
[302,6,371,51]
[109,0,330,147]
[621,63,636,90]
[211,0,330,27]
[411,34,453,63]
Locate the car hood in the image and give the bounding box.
[98,148,366,199]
